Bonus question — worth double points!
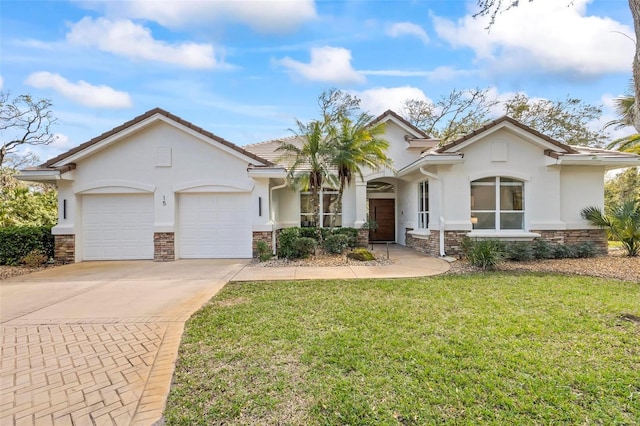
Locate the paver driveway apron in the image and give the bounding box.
[0,259,248,426]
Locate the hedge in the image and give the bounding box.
[0,226,54,265]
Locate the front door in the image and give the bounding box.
[369,199,395,242]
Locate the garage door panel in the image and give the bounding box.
[82,195,154,260]
[178,193,251,258]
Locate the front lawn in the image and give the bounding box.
[164,275,640,425]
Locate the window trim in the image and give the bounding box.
[300,189,342,228]
[470,176,524,231]
[417,180,429,230]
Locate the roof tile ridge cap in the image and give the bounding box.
[246,135,298,147]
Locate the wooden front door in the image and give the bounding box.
[369,199,395,242]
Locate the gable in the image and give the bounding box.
[45,108,273,169]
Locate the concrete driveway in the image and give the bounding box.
[0,259,249,426]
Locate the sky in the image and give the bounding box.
[0,0,636,164]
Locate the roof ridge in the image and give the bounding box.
[41,108,276,168]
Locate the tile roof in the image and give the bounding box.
[434,116,579,154]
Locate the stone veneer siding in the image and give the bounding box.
[154,232,175,261]
[532,229,608,255]
[54,234,75,263]
[406,228,608,257]
[356,229,369,247]
[253,231,273,257]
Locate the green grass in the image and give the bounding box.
[164,274,640,425]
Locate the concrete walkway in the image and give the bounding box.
[0,247,449,426]
[233,243,450,281]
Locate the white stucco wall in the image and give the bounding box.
[53,120,276,258]
[560,166,605,228]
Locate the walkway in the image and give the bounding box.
[0,247,449,425]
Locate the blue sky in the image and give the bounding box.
[0,0,635,163]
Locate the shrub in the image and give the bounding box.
[574,242,597,258]
[21,249,48,266]
[255,241,272,262]
[459,236,473,258]
[466,239,504,270]
[553,244,578,259]
[329,228,359,248]
[323,234,351,254]
[293,237,317,258]
[505,241,534,261]
[299,227,320,240]
[532,239,554,259]
[347,248,375,261]
[0,226,54,265]
[277,227,300,259]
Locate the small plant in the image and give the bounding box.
[466,239,504,270]
[532,239,554,259]
[325,228,358,248]
[323,234,351,254]
[293,237,317,259]
[21,249,48,267]
[505,241,534,261]
[255,241,272,262]
[347,248,375,261]
[459,236,473,258]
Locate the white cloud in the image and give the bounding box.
[433,0,634,77]
[66,17,218,69]
[276,46,365,84]
[25,72,132,108]
[0,75,3,89]
[351,86,430,115]
[361,65,476,81]
[386,22,429,44]
[81,0,317,33]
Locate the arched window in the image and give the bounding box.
[470,177,524,230]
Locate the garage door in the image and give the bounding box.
[82,194,154,260]
[178,193,252,258]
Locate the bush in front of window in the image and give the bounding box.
[465,239,504,270]
[323,234,351,254]
[277,227,301,259]
[293,237,317,259]
[323,227,358,248]
[532,239,554,259]
[504,241,534,262]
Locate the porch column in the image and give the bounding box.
[354,179,368,228]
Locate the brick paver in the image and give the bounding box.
[0,321,169,425]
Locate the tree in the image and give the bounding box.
[0,163,57,227]
[0,91,57,167]
[581,201,640,256]
[605,167,640,207]
[330,111,392,226]
[503,94,605,146]
[475,0,640,133]
[403,88,498,142]
[276,119,337,235]
[402,89,605,145]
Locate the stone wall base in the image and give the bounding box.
[532,229,608,256]
[356,229,369,247]
[406,228,608,257]
[54,235,75,263]
[253,231,273,257]
[154,232,175,261]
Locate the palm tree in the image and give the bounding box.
[329,112,392,227]
[276,119,337,237]
[581,201,640,257]
[605,85,640,154]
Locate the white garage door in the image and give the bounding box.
[82,194,154,260]
[178,193,252,258]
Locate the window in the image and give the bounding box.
[300,189,342,228]
[418,181,429,229]
[470,177,523,230]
